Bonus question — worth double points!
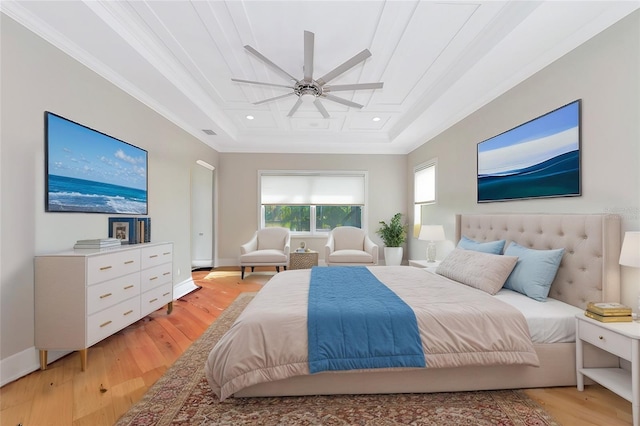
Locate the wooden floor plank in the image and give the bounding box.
[0,267,633,425]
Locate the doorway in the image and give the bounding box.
[191,160,215,269]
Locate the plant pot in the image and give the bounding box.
[384,247,403,266]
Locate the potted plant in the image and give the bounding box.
[377,213,407,266]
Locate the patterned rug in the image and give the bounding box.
[116,293,559,426]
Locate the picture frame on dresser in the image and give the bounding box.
[109,217,136,243]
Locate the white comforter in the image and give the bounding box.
[205,266,539,401]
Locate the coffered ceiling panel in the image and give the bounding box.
[3,0,638,154]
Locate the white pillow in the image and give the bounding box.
[436,248,518,295]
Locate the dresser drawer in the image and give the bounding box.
[140,263,172,291]
[141,283,173,317]
[87,272,140,315]
[87,297,140,346]
[87,250,141,285]
[579,319,631,360]
[141,244,173,269]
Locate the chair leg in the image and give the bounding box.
[241,266,245,279]
[276,266,280,273]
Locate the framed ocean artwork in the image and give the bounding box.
[477,100,581,203]
[45,112,148,214]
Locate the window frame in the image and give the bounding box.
[413,158,438,235]
[258,170,368,236]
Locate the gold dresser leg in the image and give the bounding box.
[167,301,173,314]
[39,350,48,370]
[79,349,87,371]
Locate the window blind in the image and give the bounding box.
[414,164,435,204]
[261,173,365,205]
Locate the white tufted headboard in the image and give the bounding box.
[455,214,622,309]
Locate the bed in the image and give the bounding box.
[205,213,622,400]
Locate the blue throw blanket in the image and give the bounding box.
[307,266,426,374]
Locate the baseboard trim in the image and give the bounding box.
[174,277,200,299]
[1,347,71,387]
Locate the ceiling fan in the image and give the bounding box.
[231,31,383,118]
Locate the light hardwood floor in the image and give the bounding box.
[0,267,633,425]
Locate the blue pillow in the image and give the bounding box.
[503,242,565,302]
[457,235,505,255]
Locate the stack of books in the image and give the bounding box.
[74,238,122,249]
[585,302,633,322]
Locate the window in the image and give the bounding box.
[260,171,366,234]
[413,159,437,234]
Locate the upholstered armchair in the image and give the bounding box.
[324,226,379,266]
[240,227,291,279]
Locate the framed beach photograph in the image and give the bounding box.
[109,217,136,243]
[477,100,581,203]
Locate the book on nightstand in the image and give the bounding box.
[584,310,632,323]
[586,302,632,317]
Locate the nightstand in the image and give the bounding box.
[408,259,441,268]
[575,314,640,426]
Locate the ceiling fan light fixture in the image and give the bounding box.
[300,93,316,103]
[232,31,383,118]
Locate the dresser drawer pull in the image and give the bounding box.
[163,252,171,256]
[123,310,134,316]
[149,276,158,281]
[163,272,171,276]
[99,266,112,271]
[149,254,158,259]
[163,292,170,297]
[100,320,112,328]
[99,293,112,299]
[599,336,604,340]
[124,260,135,265]
[149,298,158,303]
[124,285,134,290]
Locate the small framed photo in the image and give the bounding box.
[109,217,136,244]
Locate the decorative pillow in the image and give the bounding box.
[503,242,565,302]
[457,235,506,255]
[436,248,518,295]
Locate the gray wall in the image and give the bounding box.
[216,153,408,265]
[0,15,219,382]
[407,11,640,307]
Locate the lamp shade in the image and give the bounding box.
[418,225,445,242]
[619,231,640,268]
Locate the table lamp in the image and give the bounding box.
[418,225,445,263]
[619,231,640,315]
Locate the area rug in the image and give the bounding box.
[116,293,559,426]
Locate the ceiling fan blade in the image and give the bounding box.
[303,31,314,82]
[316,49,372,86]
[323,82,383,92]
[231,78,294,89]
[322,94,364,109]
[313,99,330,118]
[254,92,296,105]
[244,45,298,82]
[287,98,304,117]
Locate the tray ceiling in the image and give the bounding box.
[3,1,638,154]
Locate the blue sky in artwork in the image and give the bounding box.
[478,101,580,175]
[47,113,147,190]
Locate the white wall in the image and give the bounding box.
[0,15,219,383]
[407,11,640,308]
[216,153,408,265]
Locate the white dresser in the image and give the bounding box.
[35,242,174,371]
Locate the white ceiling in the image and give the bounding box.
[3,1,639,154]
